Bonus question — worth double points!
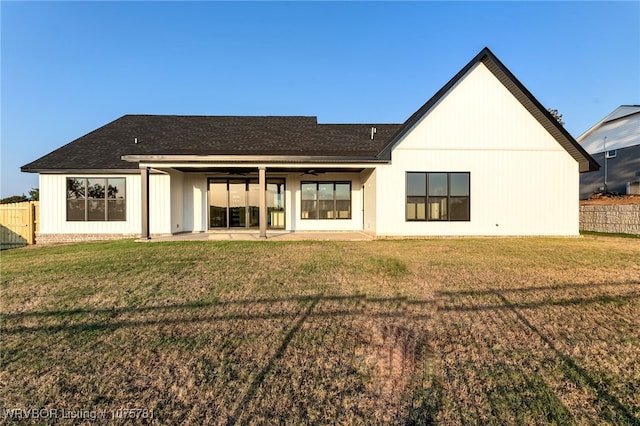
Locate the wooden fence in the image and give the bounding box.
[0,201,39,249]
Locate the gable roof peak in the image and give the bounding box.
[377,47,598,173]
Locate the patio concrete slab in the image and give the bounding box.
[146,231,374,242]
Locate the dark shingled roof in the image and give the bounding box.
[21,115,401,172]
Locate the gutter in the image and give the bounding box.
[120,154,389,164]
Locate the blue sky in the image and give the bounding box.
[2,1,639,197]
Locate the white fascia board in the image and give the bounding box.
[136,162,382,170]
[121,154,387,164]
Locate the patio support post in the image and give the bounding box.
[141,166,150,240]
[259,166,267,238]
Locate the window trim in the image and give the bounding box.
[405,172,470,222]
[605,150,617,159]
[301,181,352,220]
[66,177,126,222]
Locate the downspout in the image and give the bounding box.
[141,166,150,240]
[603,136,607,192]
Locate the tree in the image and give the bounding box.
[547,108,565,126]
[28,188,39,201]
[0,188,39,204]
[0,195,28,204]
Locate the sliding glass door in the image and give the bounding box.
[267,181,285,229]
[209,181,228,228]
[228,181,247,227]
[208,178,285,229]
[247,182,260,228]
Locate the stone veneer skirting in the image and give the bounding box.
[36,233,139,244]
[579,205,640,235]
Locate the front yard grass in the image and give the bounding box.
[1,237,639,424]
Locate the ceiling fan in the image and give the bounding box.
[300,169,321,176]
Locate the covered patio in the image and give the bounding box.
[127,159,380,240]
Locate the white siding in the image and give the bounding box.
[375,62,580,236]
[288,173,363,231]
[169,170,184,233]
[182,173,207,232]
[39,59,580,239]
[362,169,377,233]
[39,174,141,234]
[578,109,640,153]
[149,174,172,234]
[39,172,174,235]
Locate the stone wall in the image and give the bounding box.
[579,205,640,235]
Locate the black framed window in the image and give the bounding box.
[67,177,126,221]
[301,182,351,219]
[406,172,469,221]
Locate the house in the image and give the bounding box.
[578,105,640,199]
[21,47,598,243]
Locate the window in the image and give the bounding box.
[67,178,126,221]
[301,182,351,219]
[605,150,617,159]
[406,172,469,221]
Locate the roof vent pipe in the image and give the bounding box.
[370,127,377,140]
[134,137,138,144]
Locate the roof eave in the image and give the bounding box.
[121,154,389,164]
[481,52,599,173]
[577,107,640,147]
[20,167,142,174]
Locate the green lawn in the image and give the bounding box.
[1,237,639,424]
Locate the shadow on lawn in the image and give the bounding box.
[2,283,638,424]
[438,281,639,425]
[437,279,639,298]
[494,291,637,425]
[225,295,321,426]
[2,293,436,424]
[0,294,432,335]
[0,294,425,320]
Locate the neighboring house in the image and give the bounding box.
[578,105,640,199]
[21,47,598,242]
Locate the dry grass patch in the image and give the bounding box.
[1,236,638,424]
